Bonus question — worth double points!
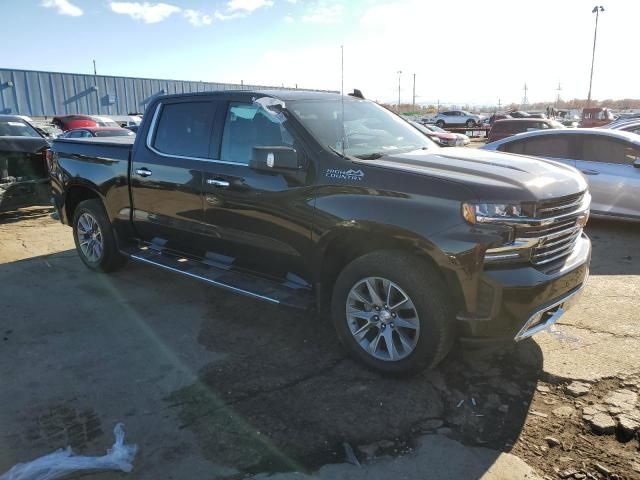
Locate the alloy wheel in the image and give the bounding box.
[346,277,420,361]
[76,212,104,263]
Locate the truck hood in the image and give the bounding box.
[358,147,587,203]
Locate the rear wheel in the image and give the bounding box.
[331,251,454,375]
[72,199,127,272]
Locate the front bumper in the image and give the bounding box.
[457,234,591,341]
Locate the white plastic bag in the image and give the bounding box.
[0,423,137,480]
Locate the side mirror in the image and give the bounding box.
[250,146,301,171]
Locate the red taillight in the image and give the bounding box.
[45,149,54,172]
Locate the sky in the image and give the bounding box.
[3,0,639,106]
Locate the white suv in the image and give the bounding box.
[434,111,484,128]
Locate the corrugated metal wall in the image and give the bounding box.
[0,68,333,117]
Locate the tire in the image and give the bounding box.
[331,250,454,375]
[465,119,476,128]
[72,199,127,272]
[435,120,445,128]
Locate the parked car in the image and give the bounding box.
[52,115,98,132]
[507,111,531,119]
[91,116,121,128]
[50,90,590,374]
[579,107,614,128]
[434,111,485,128]
[0,115,50,212]
[425,123,470,145]
[488,118,565,143]
[488,113,512,125]
[608,121,640,135]
[410,121,463,147]
[555,110,580,128]
[125,125,139,134]
[484,128,640,221]
[61,127,135,138]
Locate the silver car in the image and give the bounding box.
[483,129,640,221]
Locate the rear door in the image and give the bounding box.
[198,97,315,284]
[499,134,576,167]
[131,98,217,255]
[574,135,640,218]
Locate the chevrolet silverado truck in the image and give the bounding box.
[50,90,591,374]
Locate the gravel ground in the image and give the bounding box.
[0,207,638,479]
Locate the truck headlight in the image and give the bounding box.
[462,202,525,224]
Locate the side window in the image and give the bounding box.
[153,101,215,158]
[580,137,639,165]
[500,140,525,154]
[81,130,92,138]
[522,137,571,158]
[67,131,82,138]
[220,102,294,165]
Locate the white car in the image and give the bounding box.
[434,111,485,128]
[483,128,640,221]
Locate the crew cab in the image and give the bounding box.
[50,91,591,374]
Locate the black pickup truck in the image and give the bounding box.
[50,90,591,374]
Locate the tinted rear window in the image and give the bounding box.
[153,102,216,158]
[0,120,41,138]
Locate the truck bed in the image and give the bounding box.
[52,136,133,162]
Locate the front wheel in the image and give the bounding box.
[331,251,454,375]
[72,199,127,272]
[435,120,445,128]
[465,119,476,128]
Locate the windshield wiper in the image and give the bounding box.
[327,145,359,161]
[354,152,385,160]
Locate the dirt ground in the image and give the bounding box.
[0,207,638,479]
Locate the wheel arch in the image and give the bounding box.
[314,225,465,313]
[63,182,104,226]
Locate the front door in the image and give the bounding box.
[199,100,315,284]
[131,99,217,255]
[574,135,640,219]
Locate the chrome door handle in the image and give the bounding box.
[581,169,599,175]
[135,168,152,177]
[206,179,230,187]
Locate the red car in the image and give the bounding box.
[410,121,463,147]
[579,108,614,128]
[52,115,98,132]
[61,127,135,139]
[487,118,564,143]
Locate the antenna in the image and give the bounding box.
[341,45,345,157]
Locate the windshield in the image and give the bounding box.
[289,99,434,158]
[94,129,134,137]
[0,119,42,138]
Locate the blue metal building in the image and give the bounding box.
[0,68,332,117]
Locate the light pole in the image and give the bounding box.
[397,70,402,113]
[587,6,604,106]
[412,73,416,113]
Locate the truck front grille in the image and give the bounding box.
[516,192,589,266]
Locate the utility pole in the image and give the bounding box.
[92,59,97,76]
[522,83,529,107]
[497,98,501,112]
[437,99,440,113]
[556,82,562,106]
[587,6,605,106]
[412,73,416,113]
[397,70,402,113]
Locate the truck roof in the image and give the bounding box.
[156,89,349,103]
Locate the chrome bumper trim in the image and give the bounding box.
[514,269,589,341]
